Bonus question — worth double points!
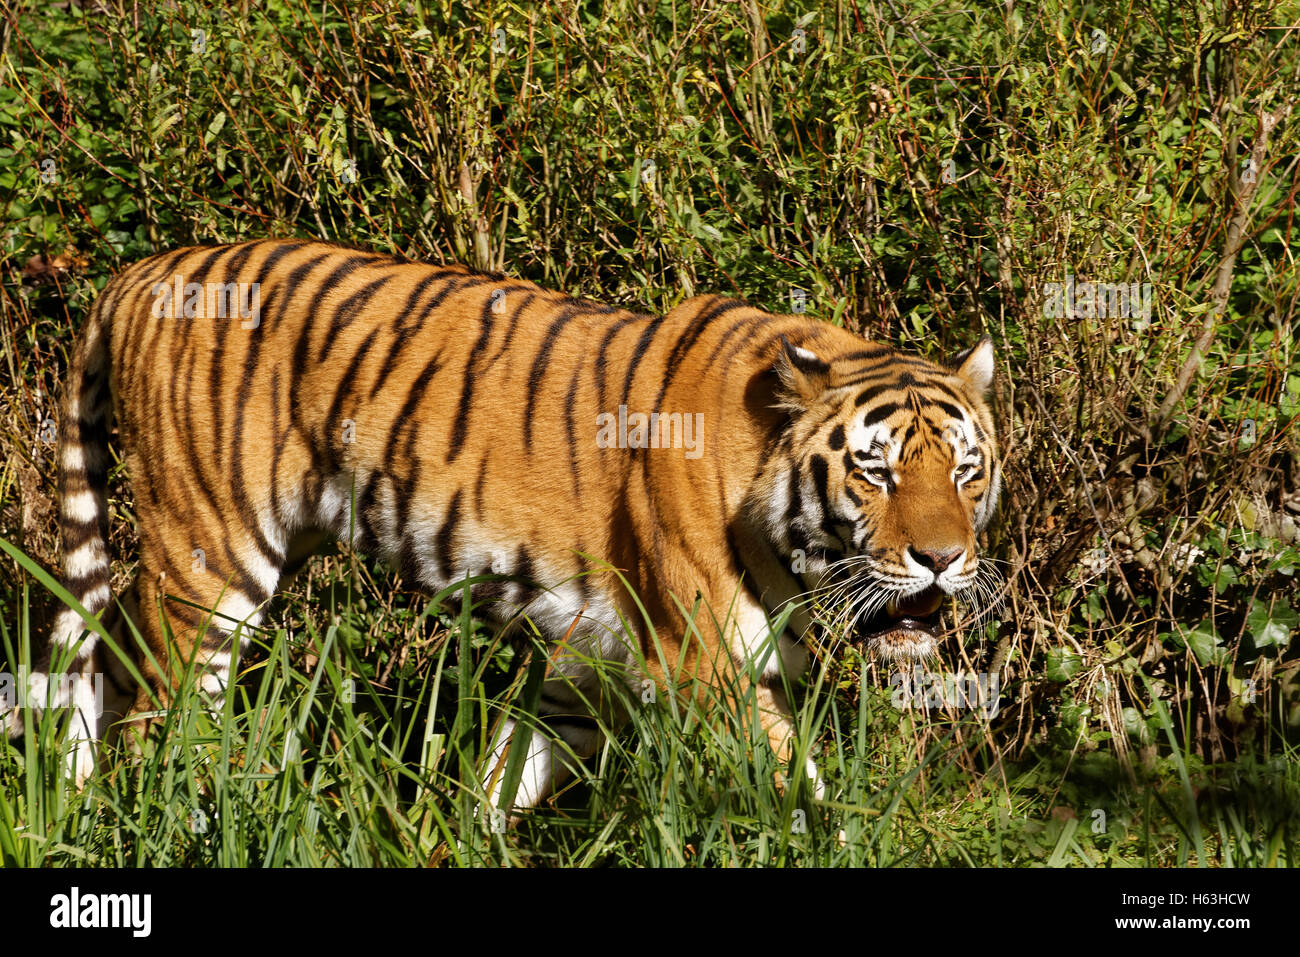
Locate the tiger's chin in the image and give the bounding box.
[854,586,944,662]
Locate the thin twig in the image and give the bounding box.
[1150,103,1291,432]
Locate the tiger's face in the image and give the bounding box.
[767,336,1000,661]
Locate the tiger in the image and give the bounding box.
[4,239,1000,811]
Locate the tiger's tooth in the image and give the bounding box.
[886,597,898,618]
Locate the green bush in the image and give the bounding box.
[1,0,1297,866]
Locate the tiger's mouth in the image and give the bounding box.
[853,586,944,660]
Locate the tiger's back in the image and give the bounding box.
[18,239,1001,805]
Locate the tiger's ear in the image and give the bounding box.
[776,336,832,408]
[950,336,995,394]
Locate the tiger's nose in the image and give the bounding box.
[908,546,963,574]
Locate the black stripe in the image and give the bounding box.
[447,297,500,464]
[268,366,289,526]
[593,315,641,411]
[171,246,246,521]
[208,241,278,473]
[854,383,898,407]
[486,290,539,367]
[225,246,323,569]
[701,314,766,370]
[61,567,110,597]
[471,579,510,603]
[914,376,974,407]
[435,489,463,581]
[785,467,802,521]
[60,515,105,552]
[119,246,201,390]
[788,519,810,554]
[382,351,444,533]
[863,402,900,428]
[837,357,935,387]
[619,314,667,407]
[397,532,421,586]
[317,274,395,363]
[371,274,473,400]
[80,376,112,429]
[523,306,584,451]
[351,471,378,549]
[515,544,535,587]
[653,298,747,408]
[809,453,831,525]
[200,628,238,651]
[565,363,583,495]
[238,251,332,499]
[288,254,377,440]
[221,541,273,604]
[572,546,594,607]
[474,454,489,520]
[323,328,381,469]
[928,398,966,422]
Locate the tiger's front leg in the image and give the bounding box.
[756,679,826,800]
[475,583,820,821]
[719,585,827,799]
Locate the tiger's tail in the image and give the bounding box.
[4,288,119,782]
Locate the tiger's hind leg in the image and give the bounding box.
[481,711,605,824]
[112,522,284,752]
[480,672,614,823]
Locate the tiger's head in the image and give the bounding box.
[755,335,1001,661]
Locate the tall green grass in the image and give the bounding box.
[3,535,1297,866]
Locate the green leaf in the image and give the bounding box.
[1046,648,1083,682]
[1197,561,1238,594]
[1182,619,1228,667]
[1246,598,1296,649]
[204,110,227,146]
[1280,375,1300,418]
